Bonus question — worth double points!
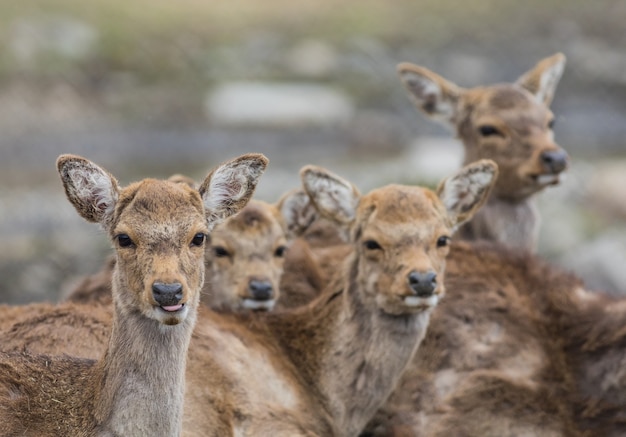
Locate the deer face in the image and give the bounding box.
[57,153,269,326]
[204,200,288,312]
[300,159,498,317]
[457,85,567,200]
[398,53,568,202]
[353,186,452,315]
[111,179,208,326]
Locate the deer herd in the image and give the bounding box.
[0,53,623,437]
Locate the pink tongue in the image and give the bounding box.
[161,304,183,312]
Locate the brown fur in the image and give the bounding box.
[398,53,568,251]
[0,161,496,436]
[0,153,267,436]
[364,240,626,436]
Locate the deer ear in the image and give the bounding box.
[397,62,464,127]
[437,159,498,230]
[275,188,319,239]
[300,165,360,225]
[515,53,566,106]
[198,153,268,230]
[57,154,119,229]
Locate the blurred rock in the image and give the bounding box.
[403,136,464,185]
[205,82,354,127]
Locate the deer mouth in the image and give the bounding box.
[403,295,439,309]
[530,173,564,186]
[160,303,185,312]
[241,298,276,311]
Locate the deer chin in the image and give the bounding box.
[241,298,276,311]
[152,304,189,325]
[403,294,440,309]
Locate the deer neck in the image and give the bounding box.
[93,281,197,437]
[459,195,539,251]
[275,256,432,436]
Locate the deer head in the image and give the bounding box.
[398,53,567,201]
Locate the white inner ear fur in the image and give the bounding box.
[68,165,117,222]
[202,165,249,228]
[401,71,456,125]
[303,171,358,224]
[439,167,496,225]
[534,60,565,104]
[279,190,317,233]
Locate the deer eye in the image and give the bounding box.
[478,125,502,137]
[116,234,134,248]
[364,240,382,250]
[437,236,451,248]
[213,246,230,257]
[274,245,287,257]
[191,233,206,247]
[548,118,556,129]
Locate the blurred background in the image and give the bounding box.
[1,0,625,303]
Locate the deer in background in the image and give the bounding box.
[0,153,267,436]
[398,53,568,252]
[0,160,497,436]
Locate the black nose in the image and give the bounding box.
[540,150,568,173]
[248,280,273,301]
[408,271,437,297]
[152,282,183,306]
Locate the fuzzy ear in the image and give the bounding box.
[515,53,566,106]
[397,62,464,127]
[275,188,319,239]
[300,165,360,224]
[437,159,498,230]
[56,154,119,229]
[198,153,269,230]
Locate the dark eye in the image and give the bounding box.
[274,245,287,257]
[191,233,206,247]
[117,234,134,248]
[478,125,502,137]
[437,236,451,248]
[214,246,230,257]
[548,118,555,129]
[364,240,382,250]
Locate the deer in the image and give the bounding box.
[0,160,498,436]
[362,236,626,437]
[0,152,267,436]
[398,53,568,252]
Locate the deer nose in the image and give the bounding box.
[540,150,568,174]
[248,280,274,301]
[408,271,437,297]
[152,282,183,306]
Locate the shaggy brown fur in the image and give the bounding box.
[364,240,626,437]
[0,161,496,436]
[0,153,267,436]
[398,53,568,252]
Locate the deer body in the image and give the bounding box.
[398,53,568,251]
[0,153,267,436]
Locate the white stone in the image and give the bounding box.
[205,82,354,127]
